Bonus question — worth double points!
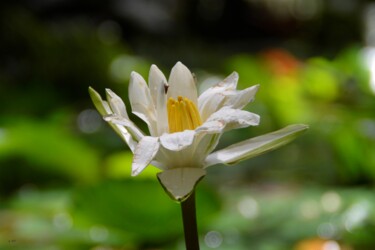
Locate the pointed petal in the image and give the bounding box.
[149,64,167,106]
[115,126,138,153]
[168,62,198,105]
[224,84,259,110]
[105,89,129,119]
[159,130,195,151]
[129,71,157,134]
[157,168,206,202]
[204,124,309,167]
[217,71,238,89]
[132,136,160,176]
[89,87,112,115]
[198,72,259,121]
[197,107,260,134]
[149,64,169,135]
[155,81,168,136]
[195,133,222,157]
[89,87,138,152]
[104,114,144,141]
[198,92,225,123]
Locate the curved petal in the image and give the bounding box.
[89,87,112,115]
[105,89,129,119]
[194,133,222,157]
[104,114,144,141]
[154,129,218,169]
[129,71,157,134]
[149,64,167,106]
[198,92,226,123]
[159,130,195,151]
[157,168,206,202]
[115,126,138,153]
[198,72,259,121]
[197,107,260,134]
[223,84,259,110]
[204,124,309,167]
[168,62,198,105]
[149,65,169,136]
[89,87,138,152]
[132,136,160,176]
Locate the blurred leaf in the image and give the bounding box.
[0,119,99,186]
[105,151,161,179]
[72,179,220,245]
[302,57,339,101]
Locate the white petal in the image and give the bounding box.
[168,62,198,105]
[149,65,169,135]
[223,84,259,110]
[150,159,167,170]
[155,84,169,136]
[198,92,225,123]
[104,115,144,141]
[105,89,129,119]
[193,132,222,159]
[154,131,217,169]
[129,71,157,134]
[149,64,167,106]
[157,168,206,202]
[204,124,309,167]
[218,71,238,89]
[159,130,195,151]
[89,87,112,115]
[198,72,259,121]
[115,126,138,153]
[197,107,260,134]
[89,87,138,152]
[132,136,160,176]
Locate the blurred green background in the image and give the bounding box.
[1,0,375,249]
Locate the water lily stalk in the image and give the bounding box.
[181,191,200,250]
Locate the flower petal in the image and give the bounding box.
[89,87,138,152]
[197,107,260,134]
[129,71,157,134]
[132,136,160,176]
[157,168,206,202]
[168,62,198,105]
[213,71,238,90]
[198,92,225,123]
[159,130,195,151]
[149,64,167,106]
[204,124,309,167]
[149,65,169,135]
[103,114,144,141]
[115,126,139,153]
[198,72,259,121]
[105,88,129,119]
[195,133,222,157]
[223,84,259,110]
[89,87,112,115]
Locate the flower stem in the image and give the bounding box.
[181,192,200,250]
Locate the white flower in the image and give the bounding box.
[89,62,308,201]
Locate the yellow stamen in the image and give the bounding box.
[167,96,202,133]
[167,99,177,133]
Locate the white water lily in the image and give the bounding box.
[89,62,308,201]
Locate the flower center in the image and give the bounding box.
[167,96,202,133]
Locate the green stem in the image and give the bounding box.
[181,192,200,250]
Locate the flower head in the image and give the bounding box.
[89,62,308,201]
